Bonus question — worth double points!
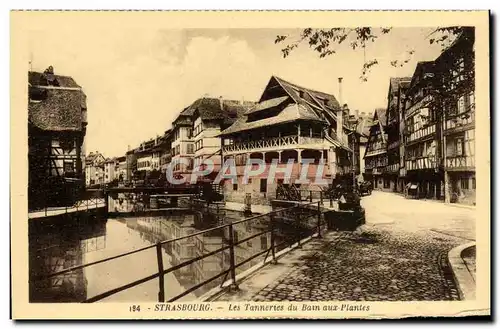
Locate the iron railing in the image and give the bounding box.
[31,201,324,303]
[28,189,106,219]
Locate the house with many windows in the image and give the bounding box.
[85,151,105,187]
[219,75,356,212]
[435,27,475,205]
[384,77,411,192]
[403,61,442,200]
[171,107,195,183]
[364,108,388,190]
[190,97,253,182]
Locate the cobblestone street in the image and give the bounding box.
[214,191,475,302]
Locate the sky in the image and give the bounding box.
[28,27,446,157]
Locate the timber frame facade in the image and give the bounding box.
[28,66,88,209]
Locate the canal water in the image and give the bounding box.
[29,195,319,303]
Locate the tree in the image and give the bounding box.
[275,26,473,83]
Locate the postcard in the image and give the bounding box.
[11,10,490,319]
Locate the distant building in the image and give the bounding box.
[85,151,105,186]
[190,97,252,182]
[103,158,117,184]
[171,107,195,183]
[384,77,411,192]
[28,66,88,208]
[364,108,389,190]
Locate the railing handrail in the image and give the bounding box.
[33,200,320,280]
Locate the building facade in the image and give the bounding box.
[364,109,389,191]
[190,97,252,182]
[28,66,88,209]
[436,27,476,205]
[171,107,195,183]
[84,151,105,187]
[219,76,355,211]
[384,77,411,192]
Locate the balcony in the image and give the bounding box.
[222,135,324,154]
[365,147,387,158]
[387,140,400,150]
[406,156,438,171]
[445,111,475,134]
[405,95,432,117]
[383,163,399,173]
[445,155,475,171]
[407,124,436,144]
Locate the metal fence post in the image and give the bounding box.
[295,208,302,248]
[317,202,322,238]
[270,213,277,264]
[320,191,324,205]
[330,195,333,208]
[156,243,165,302]
[309,191,313,202]
[227,223,239,290]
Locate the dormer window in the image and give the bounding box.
[298,90,305,98]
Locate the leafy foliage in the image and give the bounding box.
[275,26,469,82]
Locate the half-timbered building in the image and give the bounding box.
[28,66,87,209]
[435,27,476,205]
[219,75,355,211]
[384,77,411,192]
[403,61,442,199]
[364,109,388,190]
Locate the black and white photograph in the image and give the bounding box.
[10,10,490,319]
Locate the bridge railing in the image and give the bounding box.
[28,189,106,219]
[30,201,325,302]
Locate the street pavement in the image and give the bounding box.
[213,191,475,302]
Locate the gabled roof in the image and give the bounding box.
[85,152,105,165]
[247,95,289,114]
[220,75,344,137]
[389,77,412,94]
[374,108,387,128]
[187,97,254,128]
[408,61,436,92]
[28,69,86,132]
[219,103,325,136]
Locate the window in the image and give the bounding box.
[176,145,180,155]
[383,179,390,188]
[455,138,464,156]
[457,96,466,114]
[260,179,267,193]
[64,161,74,173]
[460,178,469,190]
[187,143,194,154]
[472,177,476,189]
[260,236,268,250]
[186,128,193,139]
[233,183,238,191]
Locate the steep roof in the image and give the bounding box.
[271,76,341,112]
[389,77,412,93]
[220,75,344,137]
[408,61,436,92]
[85,152,105,166]
[28,69,86,132]
[188,97,254,127]
[374,108,387,128]
[219,103,325,136]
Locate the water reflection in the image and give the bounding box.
[29,195,318,303]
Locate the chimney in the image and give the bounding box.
[355,109,359,118]
[219,96,224,111]
[336,78,344,141]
